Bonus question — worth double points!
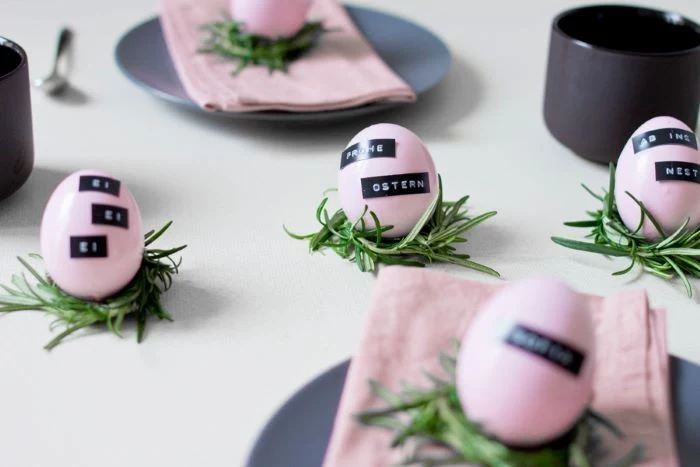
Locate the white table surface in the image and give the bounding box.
[1,0,699,465]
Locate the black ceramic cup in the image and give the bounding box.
[543,5,700,164]
[0,37,33,201]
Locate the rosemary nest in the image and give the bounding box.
[356,340,643,467]
[285,177,499,276]
[199,19,329,74]
[552,164,700,297]
[0,222,186,350]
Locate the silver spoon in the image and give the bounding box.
[34,27,73,95]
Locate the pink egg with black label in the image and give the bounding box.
[615,116,700,240]
[338,124,438,238]
[456,278,595,447]
[40,170,144,301]
[232,0,312,38]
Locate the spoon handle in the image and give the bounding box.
[53,27,73,76]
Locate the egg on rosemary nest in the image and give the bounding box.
[337,123,438,238]
[456,277,596,447]
[231,0,313,38]
[40,170,144,301]
[615,116,700,240]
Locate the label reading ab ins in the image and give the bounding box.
[360,172,430,199]
[340,139,396,169]
[70,235,108,259]
[92,204,129,229]
[655,161,700,184]
[503,324,585,376]
[632,128,698,153]
[79,175,121,196]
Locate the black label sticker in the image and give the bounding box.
[92,204,129,229]
[632,128,698,153]
[360,172,431,199]
[504,324,585,376]
[340,139,396,169]
[655,161,700,184]
[79,175,121,196]
[70,236,108,258]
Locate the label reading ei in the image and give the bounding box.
[503,324,585,376]
[632,128,698,153]
[92,204,129,229]
[361,172,430,199]
[70,235,108,259]
[79,175,121,196]
[340,139,396,169]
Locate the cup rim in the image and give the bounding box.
[0,36,27,82]
[553,4,700,56]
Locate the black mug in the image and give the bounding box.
[0,37,33,200]
[543,5,700,165]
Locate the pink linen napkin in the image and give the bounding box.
[323,267,678,466]
[159,0,417,112]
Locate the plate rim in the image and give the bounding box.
[114,4,452,121]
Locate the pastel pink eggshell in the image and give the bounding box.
[40,170,144,301]
[456,278,595,446]
[338,124,438,238]
[615,116,700,240]
[231,0,312,38]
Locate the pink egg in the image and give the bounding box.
[456,278,595,447]
[615,116,700,240]
[40,170,144,301]
[338,124,438,238]
[231,0,312,38]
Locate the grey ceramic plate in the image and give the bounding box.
[246,357,700,466]
[114,6,451,122]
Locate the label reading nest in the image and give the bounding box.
[360,172,430,199]
[79,175,121,196]
[655,161,700,184]
[92,204,129,229]
[70,235,108,259]
[632,128,698,153]
[340,139,396,169]
[504,324,585,376]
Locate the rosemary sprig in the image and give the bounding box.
[284,177,499,276]
[198,19,329,74]
[552,163,700,297]
[0,222,187,350]
[355,340,644,467]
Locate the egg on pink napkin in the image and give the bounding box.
[615,116,700,240]
[231,0,312,38]
[338,124,438,238]
[40,170,143,301]
[456,277,595,446]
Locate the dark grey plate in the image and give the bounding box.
[114,6,451,122]
[246,357,700,466]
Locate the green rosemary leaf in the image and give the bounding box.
[565,220,601,228]
[551,237,629,256]
[665,257,692,297]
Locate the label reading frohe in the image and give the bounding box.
[361,172,430,199]
[503,324,585,376]
[79,175,121,196]
[632,128,698,153]
[70,235,108,258]
[92,204,129,229]
[340,139,396,169]
[655,161,700,184]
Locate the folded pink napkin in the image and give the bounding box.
[323,267,678,466]
[159,0,417,112]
